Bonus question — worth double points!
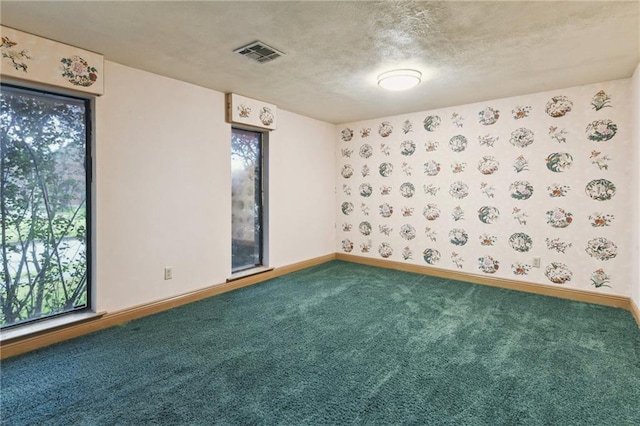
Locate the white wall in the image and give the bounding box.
[632,64,640,308]
[336,79,632,296]
[95,62,335,314]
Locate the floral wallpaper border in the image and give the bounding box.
[227,93,278,131]
[1,25,104,96]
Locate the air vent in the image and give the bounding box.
[234,41,285,63]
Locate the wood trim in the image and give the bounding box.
[336,254,631,310]
[631,299,640,328]
[0,253,336,359]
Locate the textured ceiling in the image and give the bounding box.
[1,1,638,124]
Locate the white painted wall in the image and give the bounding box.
[95,62,335,313]
[632,64,640,308]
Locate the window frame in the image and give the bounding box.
[0,83,93,330]
[230,126,268,275]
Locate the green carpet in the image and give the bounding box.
[2,260,639,425]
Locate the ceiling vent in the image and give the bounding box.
[234,41,285,63]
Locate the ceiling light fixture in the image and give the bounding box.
[377,69,422,91]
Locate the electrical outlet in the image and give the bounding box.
[164,267,173,280]
[532,257,541,268]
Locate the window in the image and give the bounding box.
[231,128,265,273]
[0,85,91,328]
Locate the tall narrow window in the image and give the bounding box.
[0,85,91,328]
[231,128,264,273]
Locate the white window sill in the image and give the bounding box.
[227,266,274,282]
[0,311,105,344]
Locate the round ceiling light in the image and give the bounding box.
[377,69,422,91]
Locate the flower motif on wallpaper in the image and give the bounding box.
[360,128,371,138]
[361,164,370,177]
[451,252,464,268]
[359,221,372,236]
[478,134,498,148]
[591,269,611,288]
[424,160,441,176]
[341,202,354,215]
[380,143,391,156]
[401,162,412,176]
[1,36,32,72]
[545,262,572,284]
[480,182,495,198]
[449,135,468,152]
[585,237,617,261]
[423,115,441,132]
[379,162,393,177]
[259,107,274,126]
[585,179,616,201]
[549,126,568,144]
[360,203,370,216]
[591,90,612,111]
[402,246,413,260]
[479,234,497,246]
[545,237,572,254]
[379,185,392,196]
[379,203,394,218]
[512,263,531,276]
[360,240,372,253]
[546,152,573,172]
[423,248,441,265]
[61,55,98,87]
[378,121,393,137]
[451,162,467,173]
[341,239,354,253]
[452,206,465,221]
[399,182,415,198]
[512,105,532,119]
[341,223,352,232]
[509,233,533,252]
[586,119,617,142]
[340,128,354,141]
[425,140,440,152]
[400,140,416,156]
[478,255,499,273]
[449,181,469,199]
[545,95,573,118]
[424,184,440,196]
[237,104,251,118]
[590,151,611,170]
[589,212,614,227]
[342,184,351,196]
[400,224,417,240]
[341,148,353,158]
[401,206,414,217]
[478,107,500,125]
[341,164,354,178]
[478,156,500,175]
[448,228,469,246]
[547,184,570,198]
[510,128,535,148]
[424,227,438,242]
[513,155,529,173]
[512,207,528,225]
[546,207,573,228]
[478,206,500,224]
[359,144,373,159]
[509,181,534,200]
[451,112,464,128]
[378,242,393,258]
[379,224,393,236]
[403,120,413,134]
[423,204,441,221]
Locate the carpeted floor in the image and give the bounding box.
[2,260,639,425]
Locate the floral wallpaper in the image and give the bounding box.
[336,79,631,296]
